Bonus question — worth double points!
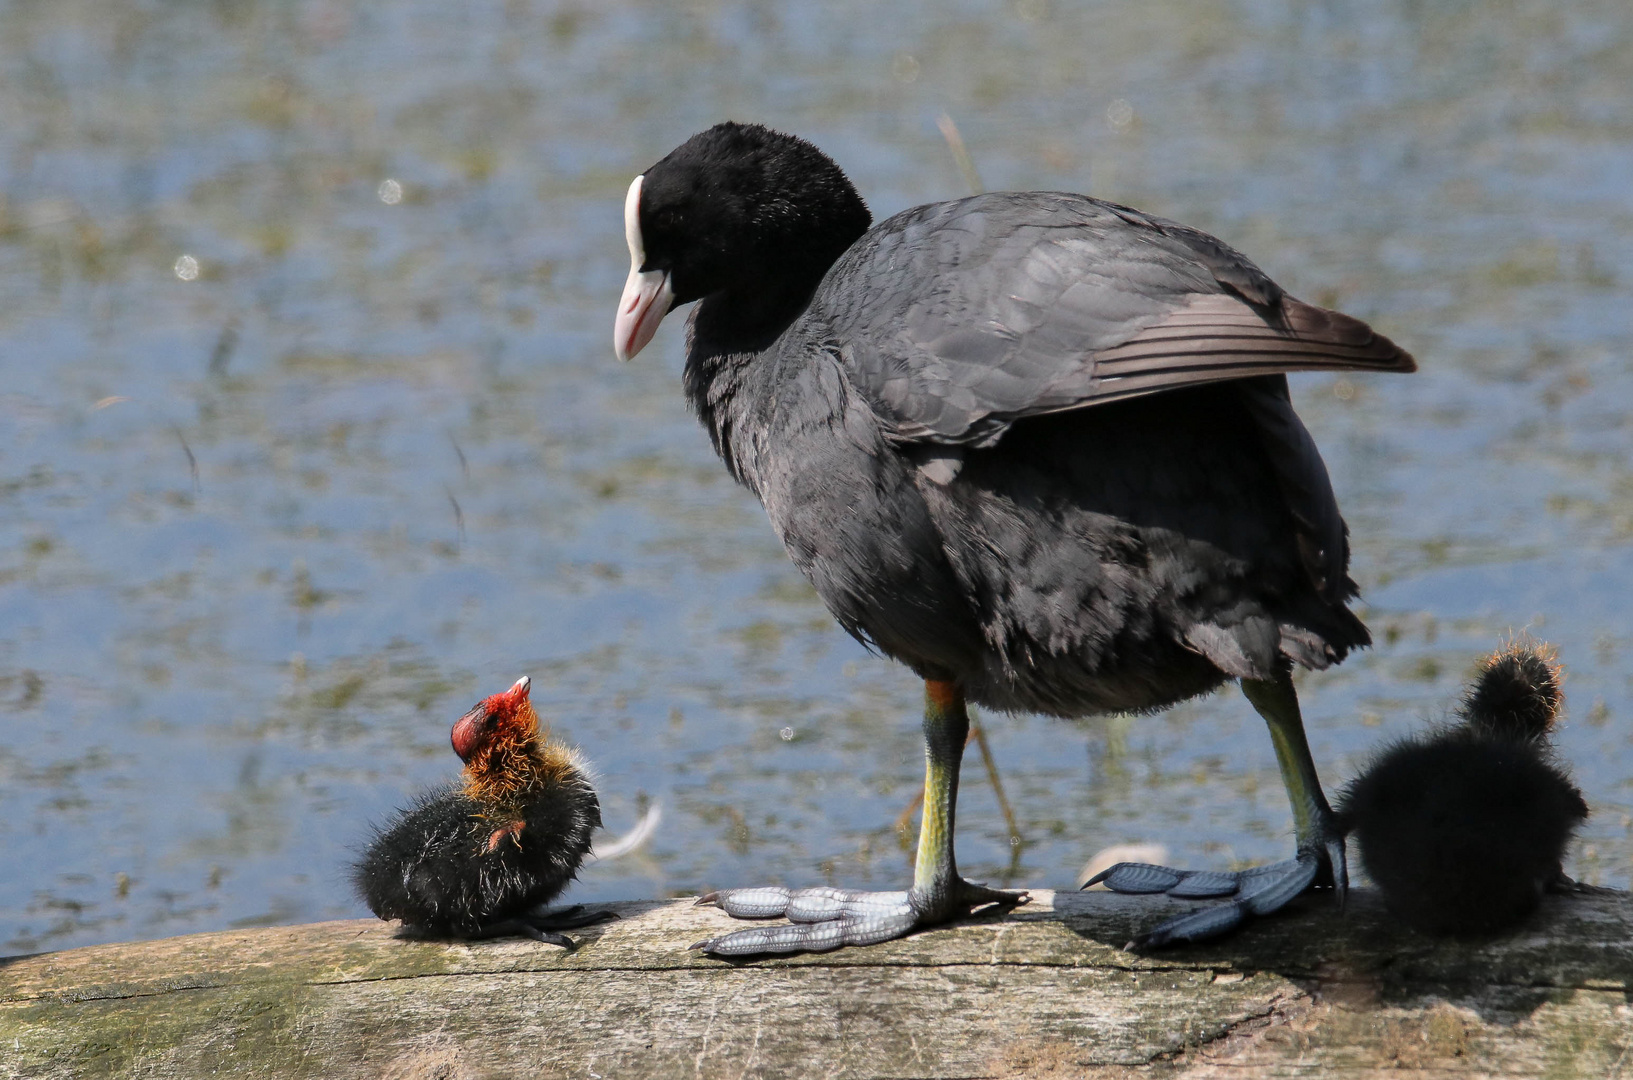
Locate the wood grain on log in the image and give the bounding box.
[3,888,1630,1079]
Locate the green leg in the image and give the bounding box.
[691,678,1026,956]
[1241,670,1347,900]
[911,681,1025,917]
[911,680,971,916]
[1088,668,1349,948]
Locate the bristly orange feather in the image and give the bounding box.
[461,690,584,818]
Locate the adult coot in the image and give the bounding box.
[354,676,612,945]
[613,122,1416,954]
[1336,642,1589,936]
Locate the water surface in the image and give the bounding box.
[2,0,1631,952]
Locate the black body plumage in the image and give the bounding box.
[643,125,1412,716]
[1337,645,1588,936]
[353,775,600,937]
[618,123,1417,953]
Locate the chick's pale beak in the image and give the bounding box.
[613,174,673,362]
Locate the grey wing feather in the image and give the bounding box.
[803,192,1415,447]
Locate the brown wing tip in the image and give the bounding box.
[1283,297,1417,373]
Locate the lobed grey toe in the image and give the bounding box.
[696,912,921,956]
[835,890,912,920]
[785,886,857,922]
[1239,854,1320,916]
[841,912,920,947]
[1129,855,1325,950]
[697,919,849,955]
[1167,871,1242,898]
[1235,858,1300,885]
[702,886,794,919]
[1087,862,1185,893]
[1136,902,1249,949]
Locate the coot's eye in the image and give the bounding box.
[653,207,680,231]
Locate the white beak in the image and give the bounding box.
[613,175,673,362]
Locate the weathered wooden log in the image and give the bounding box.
[2,887,1630,1078]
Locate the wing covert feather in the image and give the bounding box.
[796,192,1414,446]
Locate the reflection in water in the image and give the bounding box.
[0,0,1631,953]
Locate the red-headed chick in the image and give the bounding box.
[1336,642,1589,936]
[354,676,612,945]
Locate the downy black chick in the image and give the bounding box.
[354,676,610,945]
[1337,643,1589,936]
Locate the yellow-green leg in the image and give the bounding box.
[1086,669,1346,948]
[692,679,1027,956]
[1243,671,1348,895]
[909,680,1021,918]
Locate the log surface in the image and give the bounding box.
[2,888,1631,1079]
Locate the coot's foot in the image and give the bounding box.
[1086,828,1346,949]
[1080,672,1349,950]
[690,880,1029,955]
[461,905,618,948]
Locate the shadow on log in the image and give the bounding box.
[3,888,1631,1078]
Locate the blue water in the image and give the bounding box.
[2,0,1631,953]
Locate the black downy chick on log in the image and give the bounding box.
[1336,642,1589,936]
[354,676,612,945]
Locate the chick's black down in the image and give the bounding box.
[1338,647,1587,936]
[354,774,601,936]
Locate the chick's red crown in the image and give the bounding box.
[452,676,582,814]
[451,676,535,761]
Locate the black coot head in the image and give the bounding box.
[614,122,871,361]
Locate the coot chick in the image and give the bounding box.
[354,676,610,945]
[614,123,1416,954]
[1337,643,1588,935]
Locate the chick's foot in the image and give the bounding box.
[462,905,618,948]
